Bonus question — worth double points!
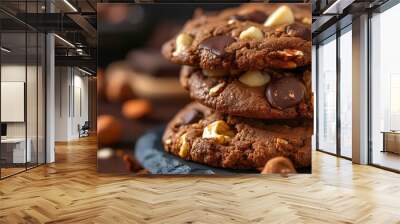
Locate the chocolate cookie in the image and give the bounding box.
[180,66,313,120]
[162,103,312,170]
[162,4,311,71]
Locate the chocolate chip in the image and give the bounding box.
[265,76,305,109]
[199,35,235,57]
[285,23,311,41]
[182,109,203,125]
[230,10,267,23]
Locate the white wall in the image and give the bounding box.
[54,67,89,141]
[1,65,37,138]
[72,73,89,138]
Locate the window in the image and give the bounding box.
[1,31,28,178]
[339,27,352,158]
[0,2,46,179]
[317,36,337,154]
[370,3,400,171]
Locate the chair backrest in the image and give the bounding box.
[82,121,90,129]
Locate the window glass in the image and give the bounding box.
[339,28,352,158]
[27,31,38,169]
[1,31,28,177]
[317,36,337,154]
[371,3,400,171]
[0,1,46,178]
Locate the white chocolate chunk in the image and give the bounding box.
[239,26,264,41]
[264,5,294,27]
[239,71,271,87]
[173,33,193,56]
[202,120,235,144]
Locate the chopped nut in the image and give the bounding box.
[203,69,228,77]
[273,50,304,67]
[276,138,289,145]
[282,61,297,69]
[261,157,296,175]
[239,70,271,87]
[209,82,226,96]
[165,139,172,145]
[173,33,193,56]
[294,51,304,56]
[105,63,134,103]
[264,5,294,27]
[202,120,235,144]
[97,115,122,146]
[239,26,264,41]
[275,26,285,32]
[179,133,190,158]
[121,99,151,119]
[302,17,312,25]
[179,142,189,157]
[278,49,304,58]
[269,60,298,69]
[191,123,202,129]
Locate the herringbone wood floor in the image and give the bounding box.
[1,136,400,224]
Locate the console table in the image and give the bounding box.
[381,131,400,154]
[0,138,32,164]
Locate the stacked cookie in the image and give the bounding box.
[161,4,312,173]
